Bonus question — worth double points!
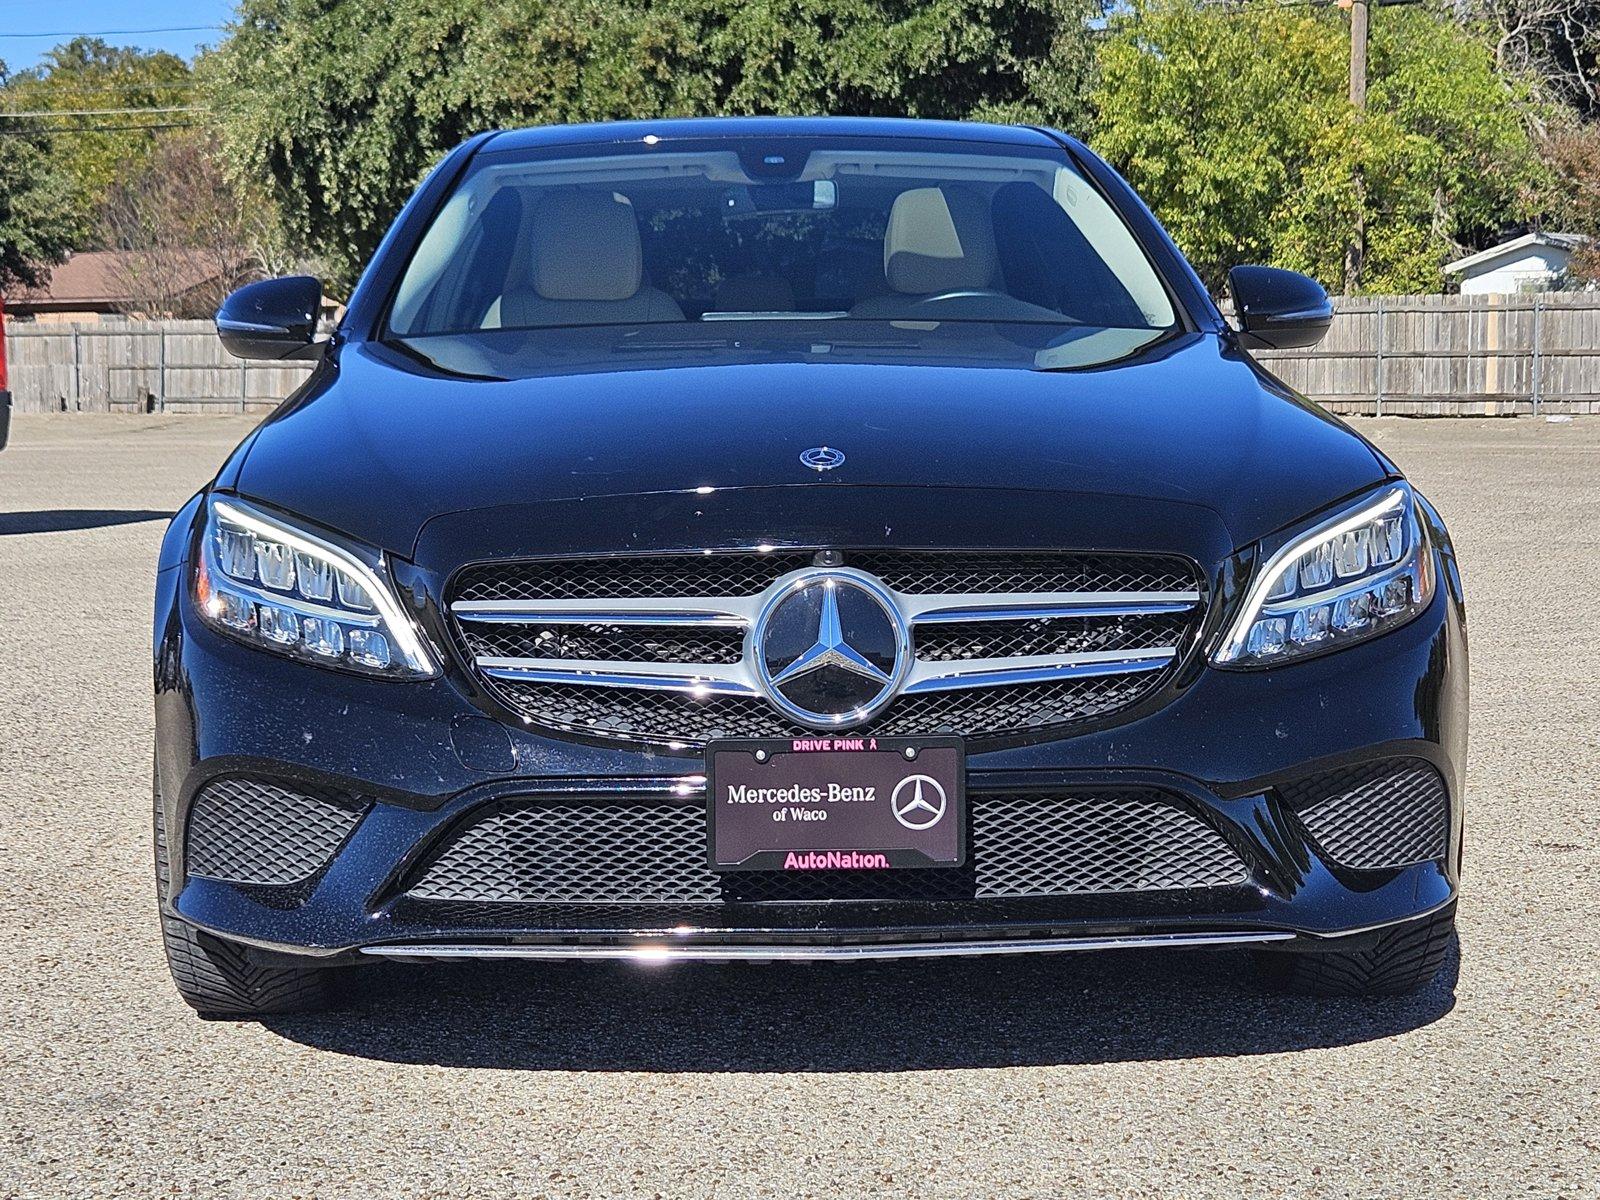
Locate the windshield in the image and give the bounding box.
[386,136,1178,338]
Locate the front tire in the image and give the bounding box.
[1253,907,1457,997]
[154,774,333,1017]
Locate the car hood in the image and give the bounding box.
[234,326,1388,562]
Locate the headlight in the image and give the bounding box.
[193,495,437,678]
[1213,483,1435,666]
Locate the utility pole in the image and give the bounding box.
[1342,0,1368,295]
[1347,0,1368,109]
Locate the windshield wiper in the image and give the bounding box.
[382,337,508,382]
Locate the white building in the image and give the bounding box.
[1444,232,1589,295]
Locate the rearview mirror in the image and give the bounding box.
[1227,266,1333,350]
[216,276,325,361]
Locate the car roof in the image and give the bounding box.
[482,116,1066,155]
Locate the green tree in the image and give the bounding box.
[205,0,717,287]
[205,0,1104,287]
[1092,0,1546,293]
[1542,119,1600,283]
[0,61,84,288]
[4,39,193,237]
[682,0,1096,125]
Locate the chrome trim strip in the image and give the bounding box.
[1302,894,1456,939]
[914,600,1195,623]
[216,317,295,336]
[453,596,761,624]
[475,648,1176,695]
[457,608,749,628]
[902,649,1175,693]
[450,588,1200,629]
[360,930,1295,963]
[902,591,1199,622]
[476,657,759,696]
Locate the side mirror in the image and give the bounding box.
[216,276,326,361]
[1227,265,1333,350]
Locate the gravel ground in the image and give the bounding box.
[1,412,1596,1199]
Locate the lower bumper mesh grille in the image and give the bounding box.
[1280,758,1449,870]
[405,790,1249,905]
[185,777,367,887]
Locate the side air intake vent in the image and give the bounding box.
[1280,759,1449,871]
[185,777,367,887]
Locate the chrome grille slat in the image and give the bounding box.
[902,650,1174,693]
[461,624,745,667]
[454,598,755,625]
[451,588,1200,627]
[911,599,1196,623]
[477,657,760,695]
[913,610,1190,663]
[474,648,1175,695]
[447,552,1204,748]
[456,607,750,628]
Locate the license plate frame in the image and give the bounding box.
[705,736,966,872]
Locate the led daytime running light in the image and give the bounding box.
[1214,485,1431,666]
[203,498,436,676]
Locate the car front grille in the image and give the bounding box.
[1279,758,1449,870]
[404,790,1250,905]
[489,671,1162,743]
[447,550,1204,749]
[184,776,368,887]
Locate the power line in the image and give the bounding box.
[0,105,203,118]
[0,25,221,40]
[1,79,199,87]
[0,83,200,93]
[0,120,204,134]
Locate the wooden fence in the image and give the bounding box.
[3,320,313,414]
[1253,292,1600,416]
[6,294,1600,416]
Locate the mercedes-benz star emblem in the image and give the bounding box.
[800,446,845,471]
[752,570,908,728]
[890,775,948,831]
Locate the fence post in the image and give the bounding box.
[156,326,167,413]
[240,358,248,412]
[1374,297,1385,418]
[1530,295,1543,416]
[71,328,81,411]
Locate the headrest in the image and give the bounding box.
[531,191,643,302]
[883,186,998,294]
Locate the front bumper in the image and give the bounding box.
[154,547,1467,965]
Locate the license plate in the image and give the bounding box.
[705,736,965,871]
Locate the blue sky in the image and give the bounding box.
[0,0,233,71]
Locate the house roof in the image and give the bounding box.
[1445,232,1589,276]
[5,249,227,311]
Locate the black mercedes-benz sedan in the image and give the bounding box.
[153,117,1466,1016]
